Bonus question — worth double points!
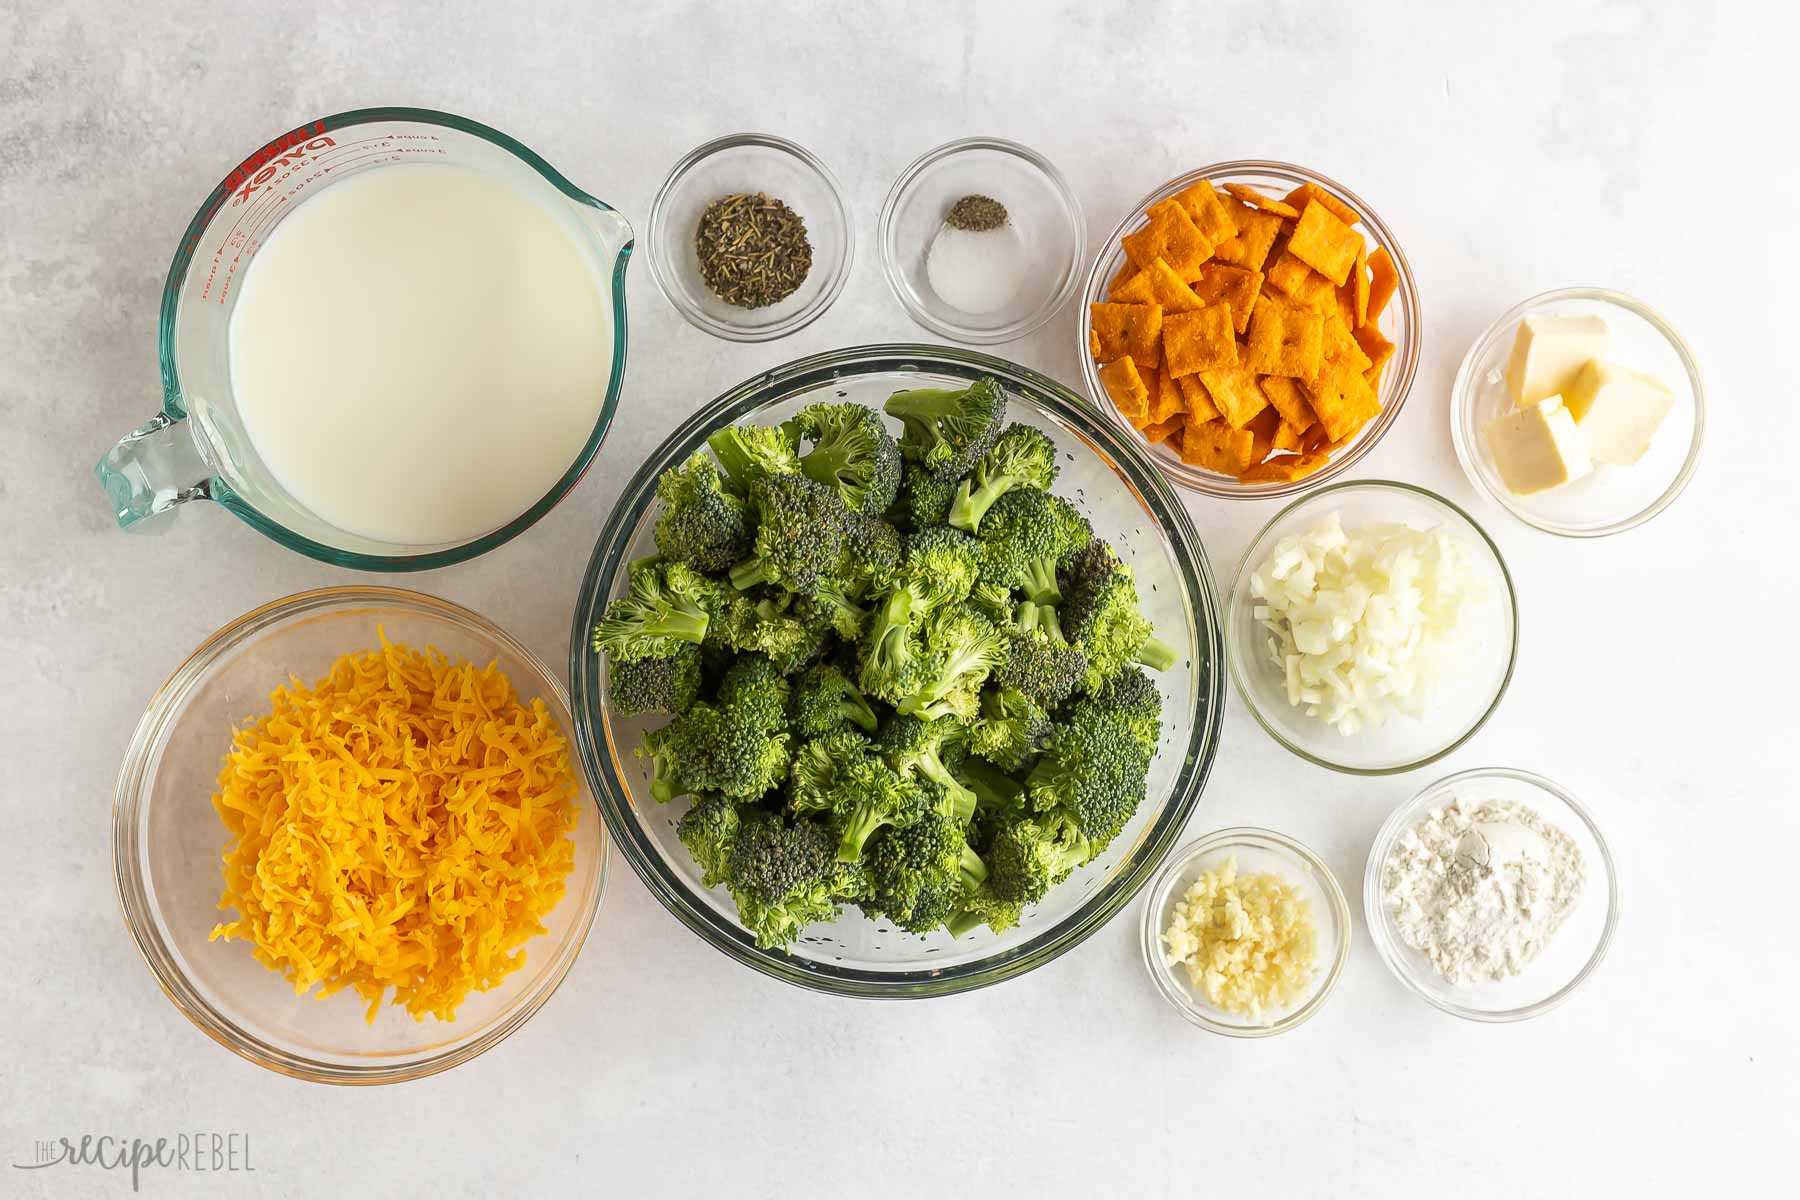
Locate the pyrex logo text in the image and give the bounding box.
[227,121,335,206]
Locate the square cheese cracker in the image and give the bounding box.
[1089,302,1163,368]
[1287,201,1362,287]
[1173,181,1239,246]
[1244,296,1324,378]
[1121,199,1213,278]
[1162,303,1237,376]
[1190,262,1263,334]
[1198,364,1268,429]
[1098,357,1149,422]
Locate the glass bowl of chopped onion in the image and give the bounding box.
[112,587,608,1084]
[569,344,1225,998]
[647,132,854,343]
[1139,827,1351,1037]
[1363,767,1620,1022]
[1225,480,1519,775]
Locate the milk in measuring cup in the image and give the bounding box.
[229,163,613,545]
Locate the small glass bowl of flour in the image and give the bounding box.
[1364,767,1619,1022]
[878,137,1084,344]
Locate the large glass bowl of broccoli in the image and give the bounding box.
[569,344,1223,997]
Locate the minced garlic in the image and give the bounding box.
[1160,855,1318,1020]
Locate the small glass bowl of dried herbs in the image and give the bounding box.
[649,133,853,342]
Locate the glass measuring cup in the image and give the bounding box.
[95,107,633,571]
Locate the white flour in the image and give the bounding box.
[1380,796,1585,986]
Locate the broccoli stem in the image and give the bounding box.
[1018,601,1067,642]
[1135,636,1179,672]
[728,556,772,591]
[882,389,959,455]
[1021,558,1061,605]
[945,909,985,938]
[960,844,989,887]
[948,474,1016,534]
[835,805,891,863]
[960,759,1024,812]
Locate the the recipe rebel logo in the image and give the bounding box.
[12,1130,256,1192]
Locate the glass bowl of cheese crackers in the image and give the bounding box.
[1079,161,1419,499]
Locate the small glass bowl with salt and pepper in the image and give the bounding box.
[1363,767,1620,1023]
[878,137,1085,345]
[648,133,853,342]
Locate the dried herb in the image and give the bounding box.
[695,192,812,309]
[945,194,1009,232]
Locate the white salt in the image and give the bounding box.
[925,222,1027,315]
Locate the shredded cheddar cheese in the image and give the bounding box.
[208,633,579,1022]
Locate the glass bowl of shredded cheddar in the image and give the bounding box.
[1140,827,1349,1037]
[112,587,607,1084]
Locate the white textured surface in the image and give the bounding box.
[2,1,1794,1196]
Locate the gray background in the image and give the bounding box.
[3,1,1793,1195]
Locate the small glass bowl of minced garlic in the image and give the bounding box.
[1140,827,1351,1037]
[878,137,1085,345]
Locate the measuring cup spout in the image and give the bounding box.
[578,205,635,260]
[95,412,213,531]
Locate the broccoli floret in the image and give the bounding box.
[709,590,826,674]
[593,561,718,662]
[725,811,843,949]
[883,376,1007,482]
[716,653,790,732]
[946,887,1023,937]
[608,641,703,717]
[790,753,933,863]
[708,423,800,493]
[1059,539,1179,688]
[787,728,873,810]
[789,662,878,738]
[859,525,981,704]
[1092,666,1163,755]
[653,452,752,572]
[791,402,902,515]
[888,463,957,531]
[986,811,1091,906]
[993,625,1088,706]
[1024,698,1151,848]
[639,702,791,803]
[862,810,987,934]
[897,605,1005,721]
[677,793,741,888]
[965,685,1051,772]
[842,513,903,591]
[728,473,852,596]
[949,423,1059,533]
[875,714,976,824]
[975,488,1091,607]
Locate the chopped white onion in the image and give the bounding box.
[1248,512,1489,735]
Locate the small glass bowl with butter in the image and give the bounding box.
[1139,827,1351,1038]
[1451,287,1705,537]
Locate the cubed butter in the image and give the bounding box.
[1503,313,1611,408]
[1482,395,1593,495]
[1561,358,1674,465]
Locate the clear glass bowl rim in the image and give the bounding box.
[1360,765,1621,1022]
[1225,479,1521,776]
[1448,285,1707,538]
[645,131,854,343]
[1077,159,1422,500]
[111,586,609,1084]
[876,135,1087,345]
[1138,826,1352,1037]
[567,343,1226,998]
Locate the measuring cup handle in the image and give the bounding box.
[94,412,213,531]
